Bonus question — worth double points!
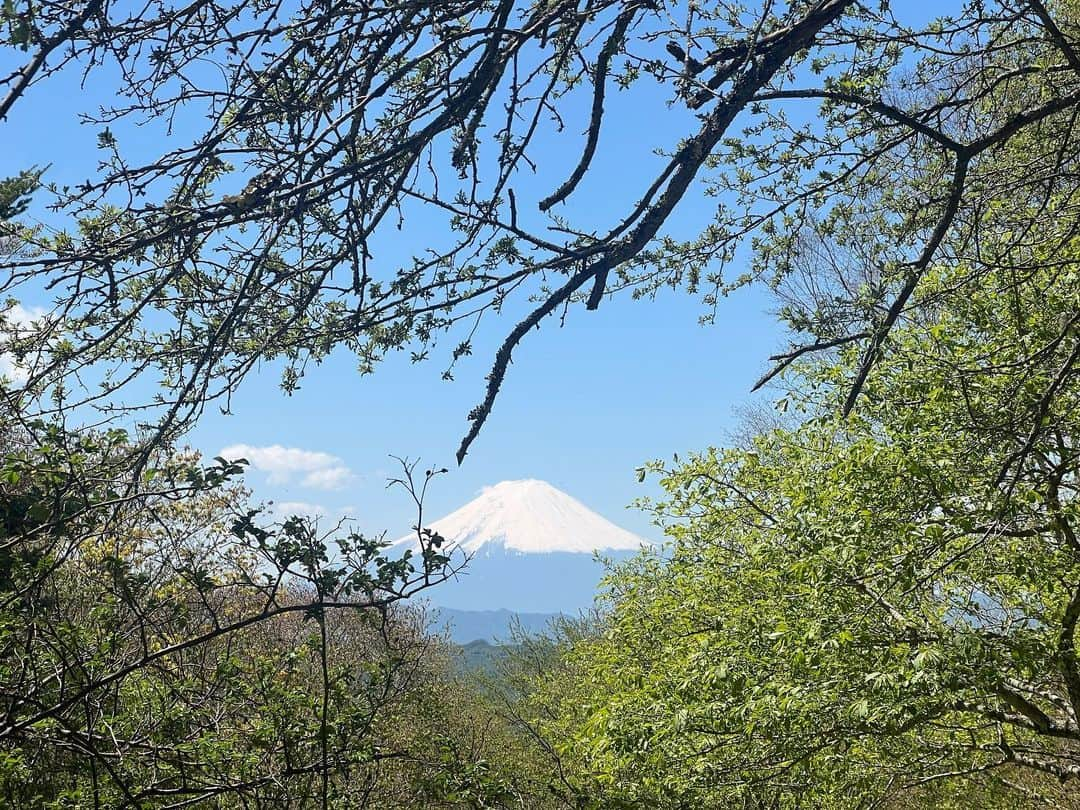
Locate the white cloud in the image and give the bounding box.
[4,303,46,327]
[271,501,329,519]
[220,443,355,491]
[0,303,47,383]
[301,466,354,490]
[0,355,25,383]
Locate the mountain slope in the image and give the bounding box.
[396,480,647,611]
[397,479,643,555]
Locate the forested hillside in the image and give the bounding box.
[5,0,1080,806]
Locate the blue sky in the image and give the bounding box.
[1,12,788,542]
[185,276,779,541]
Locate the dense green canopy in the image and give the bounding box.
[8,0,1080,806]
[518,237,1080,807]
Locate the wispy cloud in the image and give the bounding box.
[271,501,329,519]
[220,443,355,491]
[0,303,47,383]
[269,501,361,522]
[0,355,24,383]
[300,466,353,490]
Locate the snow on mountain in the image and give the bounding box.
[395,479,645,555]
[393,480,648,612]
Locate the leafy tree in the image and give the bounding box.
[0,423,471,806]
[5,1,1080,460]
[9,1,1080,805]
[0,169,40,222]
[522,247,1080,806]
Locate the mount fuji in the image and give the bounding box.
[394,479,648,613]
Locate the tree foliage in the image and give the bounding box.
[0,423,513,806]
[5,0,1080,460]
[8,0,1080,806]
[519,226,1080,806]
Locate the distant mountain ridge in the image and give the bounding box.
[396,479,644,555]
[430,607,560,644]
[396,480,647,612]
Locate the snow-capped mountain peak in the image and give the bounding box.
[397,479,645,555]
